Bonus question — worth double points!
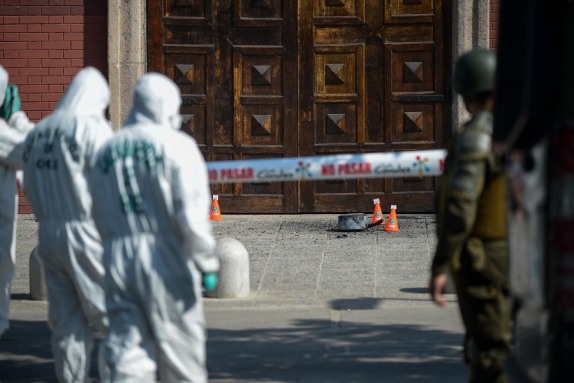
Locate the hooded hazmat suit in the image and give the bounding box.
[22,67,112,382]
[0,65,34,338]
[90,73,218,383]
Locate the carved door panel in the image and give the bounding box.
[148,0,447,213]
[299,0,446,213]
[148,0,299,213]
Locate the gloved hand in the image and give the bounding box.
[202,272,219,292]
[0,84,21,121]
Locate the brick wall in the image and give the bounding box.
[490,0,501,49]
[0,0,107,213]
[0,0,107,122]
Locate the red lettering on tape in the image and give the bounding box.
[220,167,254,180]
[337,162,372,175]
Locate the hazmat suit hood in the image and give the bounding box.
[53,67,109,118]
[31,66,110,165]
[0,66,8,107]
[125,72,182,130]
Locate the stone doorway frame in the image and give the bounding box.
[107,0,490,131]
[107,0,147,129]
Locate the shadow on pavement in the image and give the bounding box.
[207,316,464,382]
[0,319,102,382]
[2,318,463,383]
[0,319,57,382]
[329,297,383,310]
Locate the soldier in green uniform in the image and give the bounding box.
[429,49,512,383]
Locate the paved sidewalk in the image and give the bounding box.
[211,214,438,306]
[1,214,465,382]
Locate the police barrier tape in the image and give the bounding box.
[207,149,447,184]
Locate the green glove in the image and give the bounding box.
[0,84,21,120]
[10,85,21,114]
[202,273,219,292]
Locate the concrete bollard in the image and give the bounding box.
[29,246,47,301]
[209,237,250,298]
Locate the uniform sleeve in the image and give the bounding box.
[8,111,34,134]
[431,128,490,275]
[173,136,218,273]
[0,118,29,169]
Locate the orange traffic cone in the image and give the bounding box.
[384,205,399,232]
[372,198,384,225]
[210,195,222,221]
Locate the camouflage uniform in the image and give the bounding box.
[432,110,512,382]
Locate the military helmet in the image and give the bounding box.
[452,49,496,98]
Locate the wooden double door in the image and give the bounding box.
[148,0,448,213]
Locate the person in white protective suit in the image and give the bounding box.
[90,72,219,383]
[22,67,112,382]
[0,65,34,339]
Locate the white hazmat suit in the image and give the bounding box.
[0,65,34,338]
[22,67,112,382]
[91,73,218,382]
